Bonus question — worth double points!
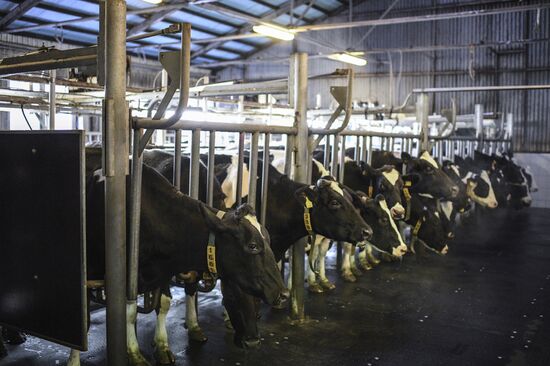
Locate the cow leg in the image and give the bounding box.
[185,294,207,343]
[341,243,357,282]
[67,349,80,366]
[349,246,362,277]
[126,301,151,366]
[318,238,335,290]
[307,237,323,293]
[153,292,175,365]
[358,245,373,270]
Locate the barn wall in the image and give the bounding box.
[515,153,550,208]
[216,1,550,153]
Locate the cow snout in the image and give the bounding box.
[447,232,455,239]
[392,244,408,257]
[522,197,532,207]
[451,185,459,198]
[440,245,449,255]
[362,227,373,241]
[488,200,498,209]
[390,204,406,219]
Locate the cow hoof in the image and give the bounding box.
[319,279,336,290]
[342,272,357,282]
[2,329,26,345]
[308,283,324,293]
[188,328,208,343]
[154,346,176,365]
[128,351,151,366]
[360,261,373,271]
[241,337,261,350]
[351,267,363,277]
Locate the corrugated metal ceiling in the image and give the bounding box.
[0,0,345,63]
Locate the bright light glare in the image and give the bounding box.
[252,25,295,41]
[327,53,367,66]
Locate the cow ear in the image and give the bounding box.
[234,204,255,220]
[467,179,478,189]
[401,152,412,163]
[294,186,318,207]
[374,194,385,204]
[360,161,375,176]
[198,204,233,234]
[402,173,420,187]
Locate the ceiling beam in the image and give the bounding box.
[0,0,42,30]
[127,8,182,37]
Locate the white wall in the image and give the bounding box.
[514,153,550,208]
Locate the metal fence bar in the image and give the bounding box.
[285,134,294,177]
[324,135,331,168]
[206,131,216,207]
[173,130,182,190]
[354,136,360,162]
[189,129,200,199]
[261,133,270,225]
[361,136,367,162]
[367,136,373,165]
[248,132,260,210]
[331,135,339,178]
[236,132,245,206]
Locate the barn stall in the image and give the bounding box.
[0,0,549,365]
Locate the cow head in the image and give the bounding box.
[402,151,459,199]
[354,192,407,258]
[200,204,287,306]
[358,162,406,219]
[294,176,373,244]
[409,195,451,256]
[441,160,471,212]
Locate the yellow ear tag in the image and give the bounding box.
[403,187,412,201]
[304,196,313,209]
[368,185,373,198]
[405,180,412,187]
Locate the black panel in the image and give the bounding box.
[0,131,86,350]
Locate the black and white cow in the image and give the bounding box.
[474,151,532,209]
[65,160,286,366]
[451,156,498,209]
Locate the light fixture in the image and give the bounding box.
[328,52,367,66]
[252,25,295,41]
[142,0,163,4]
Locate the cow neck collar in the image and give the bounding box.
[403,180,413,220]
[302,195,314,241]
[409,217,422,254]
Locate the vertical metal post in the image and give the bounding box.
[248,132,260,210]
[236,132,245,205]
[261,133,270,225]
[331,135,339,178]
[324,135,331,168]
[49,70,56,130]
[475,104,483,152]
[417,92,429,152]
[103,0,128,364]
[128,129,142,301]
[206,131,216,207]
[367,136,373,165]
[290,52,308,321]
[361,136,367,162]
[506,112,513,152]
[338,136,346,184]
[189,129,201,199]
[174,131,182,190]
[354,136,360,162]
[284,134,294,177]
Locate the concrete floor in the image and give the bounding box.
[1,208,550,366]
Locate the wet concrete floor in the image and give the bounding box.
[1,208,550,365]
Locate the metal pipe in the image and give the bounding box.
[126,23,182,42]
[174,130,182,190]
[133,23,190,132]
[290,53,308,321]
[413,84,550,93]
[260,133,270,225]
[103,0,128,364]
[206,131,216,207]
[361,136,367,162]
[416,93,430,152]
[324,135,331,168]
[475,104,484,152]
[291,3,550,32]
[339,136,346,184]
[136,119,297,134]
[236,132,245,206]
[189,129,200,199]
[284,134,294,177]
[331,135,339,177]
[49,69,55,130]
[354,136,360,162]
[128,129,143,302]
[248,132,260,210]
[367,136,373,165]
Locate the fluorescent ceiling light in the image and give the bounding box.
[252,25,295,41]
[142,0,163,4]
[327,53,367,66]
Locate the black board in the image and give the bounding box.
[0,131,87,351]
